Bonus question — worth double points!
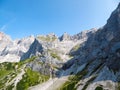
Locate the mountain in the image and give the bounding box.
[58,3,120,90]
[0,35,35,63]
[0,32,12,53]
[0,3,120,90]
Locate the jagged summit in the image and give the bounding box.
[105,3,120,31]
[0,32,12,54]
[59,32,71,41]
[117,2,120,9]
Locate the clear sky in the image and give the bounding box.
[0,0,119,39]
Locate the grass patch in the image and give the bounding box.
[117,82,120,90]
[0,62,16,89]
[72,44,80,51]
[59,81,76,90]
[59,62,93,90]
[6,84,14,90]
[17,68,49,90]
[51,53,61,60]
[59,69,88,90]
[38,36,57,42]
[18,56,36,67]
[0,62,16,79]
[0,57,36,89]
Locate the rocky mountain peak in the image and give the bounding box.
[59,32,71,41]
[0,32,12,53]
[105,3,120,31]
[0,32,4,40]
[0,32,11,41]
[117,2,120,9]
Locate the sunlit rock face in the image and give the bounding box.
[0,35,35,63]
[0,32,12,53]
[0,28,95,63]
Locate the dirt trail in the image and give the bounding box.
[29,76,68,90]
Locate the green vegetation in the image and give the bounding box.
[82,76,96,90]
[18,56,36,68]
[38,36,57,42]
[95,86,103,90]
[0,57,37,89]
[47,49,62,60]
[117,83,120,90]
[8,73,17,83]
[0,68,12,79]
[72,44,80,51]
[17,68,49,90]
[69,55,74,59]
[6,84,14,90]
[59,62,97,90]
[0,62,16,78]
[0,62,16,89]
[59,75,80,90]
[59,69,88,90]
[51,52,61,60]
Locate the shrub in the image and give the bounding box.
[95,86,103,90]
[6,84,14,90]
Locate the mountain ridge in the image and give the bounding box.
[0,28,96,63]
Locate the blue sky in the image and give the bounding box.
[0,0,119,39]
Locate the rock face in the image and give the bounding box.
[0,35,35,63]
[21,39,43,60]
[0,29,94,63]
[59,32,71,41]
[57,3,120,90]
[71,28,97,41]
[0,32,12,53]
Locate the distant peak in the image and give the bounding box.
[59,32,71,41]
[117,2,120,9]
[105,2,120,30]
[115,2,120,13]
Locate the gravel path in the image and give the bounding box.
[29,76,68,90]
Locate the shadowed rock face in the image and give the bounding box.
[59,32,71,41]
[57,3,120,90]
[21,39,43,60]
[70,3,120,71]
[0,29,95,63]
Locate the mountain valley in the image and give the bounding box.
[0,3,120,90]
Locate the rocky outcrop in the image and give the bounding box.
[71,28,97,41]
[21,39,43,60]
[0,32,12,53]
[59,32,71,41]
[0,35,35,63]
